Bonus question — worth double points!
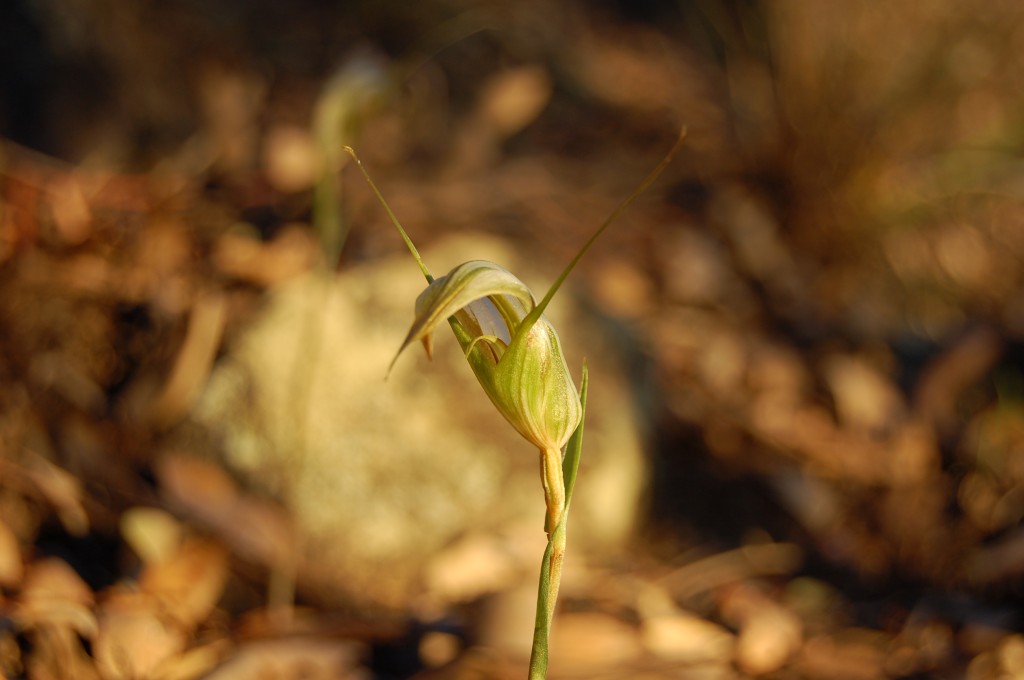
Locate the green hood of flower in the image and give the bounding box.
[393,260,581,452]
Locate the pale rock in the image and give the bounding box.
[182,234,648,610]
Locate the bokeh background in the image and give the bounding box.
[2,1,1024,678]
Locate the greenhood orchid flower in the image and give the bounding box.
[346,129,686,535]
[394,260,582,455]
[393,259,582,531]
[345,128,685,679]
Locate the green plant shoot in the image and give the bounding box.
[346,128,685,678]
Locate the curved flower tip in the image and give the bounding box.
[395,260,535,357]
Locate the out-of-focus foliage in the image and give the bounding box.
[1,1,1024,678]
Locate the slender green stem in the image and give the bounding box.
[526,130,684,676]
[540,447,565,536]
[529,365,588,679]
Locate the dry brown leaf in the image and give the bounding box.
[29,351,107,415]
[151,640,229,680]
[449,66,551,170]
[997,635,1024,676]
[549,612,644,673]
[661,228,731,306]
[965,527,1024,585]
[572,24,687,114]
[796,632,888,680]
[201,638,365,680]
[476,581,538,658]
[641,611,735,664]
[263,125,318,192]
[94,592,187,680]
[19,559,94,607]
[586,257,657,319]
[425,533,517,603]
[120,507,185,565]
[23,625,101,680]
[197,62,265,178]
[133,220,193,283]
[148,291,227,429]
[914,327,1002,431]
[0,517,24,587]
[0,193,19,264]
[721,584,803,674]
[156,454,240,519]
[823,354,905,434]
[138,537,228,630]
[17,558,97,638]
[47,173,92,246]
[0,627,20,677]
[888,421,939,485]
[636,587,732,668]
[699,327,748,401]
[967,649,1001,679]
[734,603,803,675]
[63,252,116,296]
[418,631,461,669]
[213,495,296,571]
[26,457,90,537]
[155,454,295,571]
[212,226,317,286]
[659,542,803,600]
[477,66,552,138]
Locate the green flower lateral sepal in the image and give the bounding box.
[392,260,582,456]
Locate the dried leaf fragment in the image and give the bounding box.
[0,518,24,587]
[148,291,227,429]
[139,537,229,630]
[94,592,186,680]
[120,506,185,566]
[17,558,97,638]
